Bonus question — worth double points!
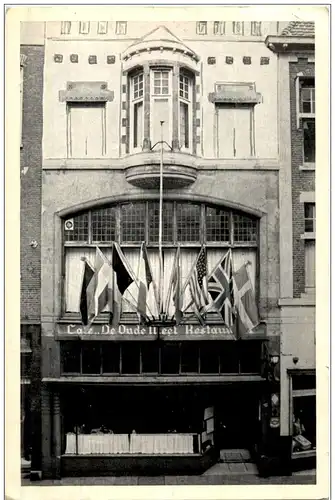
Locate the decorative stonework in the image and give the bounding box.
[70,54,78,63]
[54,54,63,63]
[60,21,71,35]
[107,55,116,64]
[116,21,127,35]
[243,56,251,65]
[226,56,234,64]
[79,21,90,34]
[59,82,114,102]
[213,21,225,35]
[208,82,262,104]
[207,57,216,65]
[97,21,108,34]
[196,21,207,35]
[88,55,97,64]
[260,57,270,65]
[233,22,244,35]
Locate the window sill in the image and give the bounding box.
[299,163,315,171]
[301,233,315,240]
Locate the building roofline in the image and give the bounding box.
[265,35,315,53]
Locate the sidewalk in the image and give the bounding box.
[22,468,316,486]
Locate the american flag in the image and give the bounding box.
[187,246,210,315]
[202,249,234,329]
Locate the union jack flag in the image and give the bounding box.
[187,246,210,319]
[202,249,234,329]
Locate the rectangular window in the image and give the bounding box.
[177,203,201,242]
[179,75,189,100]
[64,213,89,242]
[102,344,120,373]
[200,344,219,373]
[153,71,170,95]
[92,207,116,243]
[141,343,159,373]
[300,80,315,114]
[303,119,315,163]
[206,207,230,242]
[121,344,140,374]
[219,343,239,373]
[133,101,143,149]
[82,344,101,374]
[79,21,90,34]
[148,201,174,243]
[233,214,257,243]
[292,394,316,455]
[61,21,71,34]
[251,22,262,36]
[180,102,189,149]
[180,343,199,373]
[305,240,315,291]
[61,343,81,373]
[217,106,252,158]
[213,21,225,35]
[304,203,315,233]
[161,343,180,374]
[133,73,144,100]
[121,203,146,243]
[67,103,105,158]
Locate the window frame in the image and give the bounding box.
[179,72,193,152]
[150,68,173,147]
[296,77,315,167]
[130,71,145,152]
[215,104,255,158]
[250,22,262,36]
[66,101,107,159]
[303,202,316,236]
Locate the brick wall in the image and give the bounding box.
[289,57,315,297]
[20,45,44,321]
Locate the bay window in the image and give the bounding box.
[63,201,259,318]
[128,66,195,153]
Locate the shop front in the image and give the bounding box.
[43,323,268,477]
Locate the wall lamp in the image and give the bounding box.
[270,353,279,365]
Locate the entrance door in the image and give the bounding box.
[216,385,260,450]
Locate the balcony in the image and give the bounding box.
[124,151,198,189]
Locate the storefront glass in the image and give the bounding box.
[291,373,316,456]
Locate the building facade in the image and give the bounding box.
[20,22,45,472]
[23,20,315,479]
[266,21,316,470]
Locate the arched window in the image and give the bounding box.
[63,201,259,316]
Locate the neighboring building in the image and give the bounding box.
[266,21,316,470]
[27,20,315,479]
[20,22,45,472]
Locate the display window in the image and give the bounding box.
[290,373,316,457]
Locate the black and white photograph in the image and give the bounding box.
[6,5,329,494]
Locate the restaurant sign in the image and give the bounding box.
[56,323,236,341]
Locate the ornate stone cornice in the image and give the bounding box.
[59,81,114,102]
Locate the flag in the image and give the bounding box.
[109,243,135,327]
[203,249,234,329]
[86,247,111,325]
[80,258,95,325]
[166,246,182,324]
[136,242,155,323]
[184,246,209,322]
[232,262,259,337]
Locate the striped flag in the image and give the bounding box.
[184,246,209,323]
[109,243,135,327]
[166,246,182,324]
[136,242,157,323]
[202,249,234,329]
[232,262,259,337]
[86,247,111,326]
[80,258,95,325]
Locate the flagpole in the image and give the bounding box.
[159,120,164,318]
